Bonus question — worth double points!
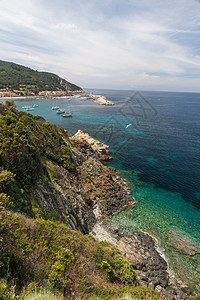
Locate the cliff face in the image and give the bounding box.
[71,129,112,161]
[31,136,134,234]
[0,103,134,234]
[0,103,144,299]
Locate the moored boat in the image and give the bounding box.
[61,113,72,117]
[56,109,65,114]
[22,106,32,109]
[25,107,35,111]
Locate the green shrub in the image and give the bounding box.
[60,144,75,171]
[0,278,16,300]
[113,254,137,285]
[95,246,105,264]
[48,247,74,289]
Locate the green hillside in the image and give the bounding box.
[0,60,82,93]
[0,101,164,299]
[1,102,198,299]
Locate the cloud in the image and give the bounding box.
[0,0,200,91]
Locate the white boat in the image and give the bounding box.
[56,109,65,114]
[22,106,32,109]
[61,113,72,117]
[25,107,35,111]
[33,104,38,107]
[52,106,59,110]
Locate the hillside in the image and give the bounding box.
[0,60,82,95]
[0,101,196,299]
[0,101,165,299]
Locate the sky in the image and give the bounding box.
[0,0,200,92]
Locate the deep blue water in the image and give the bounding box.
[4,89,200,290]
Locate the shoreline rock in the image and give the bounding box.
[79,157,136,218]
[92,94,114,106]
[83,92,114,105]
[71,130,192,298]
[91,220,191,299]
[71,129,112,161]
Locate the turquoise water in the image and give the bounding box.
[4,90,200,291]
[106,166,200,290]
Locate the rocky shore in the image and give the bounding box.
[30,125,193,299]
[71,131,191,299]
[81,92,114,105]
[91,221,191,300]
[71,129,112,161]
[1,103,194,299]
[91,94,114,105]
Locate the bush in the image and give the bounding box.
[0,278,16,300]
[95,246,137,285]
[113,254,137,285]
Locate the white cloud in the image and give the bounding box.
[0,0,200,91]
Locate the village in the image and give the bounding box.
[0,86,114,106]
[0,85,82,98]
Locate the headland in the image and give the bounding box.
[0,101,194,299]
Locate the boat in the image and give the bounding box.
[22,105,37,110]
[22,106,32,109]
[25,107,35,111]
[52,106,59,110]
[56,109,65,114]
[61,113,72,118]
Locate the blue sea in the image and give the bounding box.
[4,89,200,291]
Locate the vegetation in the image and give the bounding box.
[0,101,76,215]
[0,210,162,299]
[0,60,81,93]
[0,102,164,299]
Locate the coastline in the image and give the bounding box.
[91,219,191,299]
[0,95,43,100]
[4,97,196,298]
[91,94,114,105]
[143,230,176,286]
[0,93,115,106]
[72,130,191,299]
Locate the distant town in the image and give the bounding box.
[0,86,114,106]
[0,86,82,98]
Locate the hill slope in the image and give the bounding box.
[0,102,196,299]
[0,101,159,299]
[0,60,82,93]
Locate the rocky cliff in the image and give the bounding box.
[36,130,190,299]
[0,103,192,299]
[71,129,112,161]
